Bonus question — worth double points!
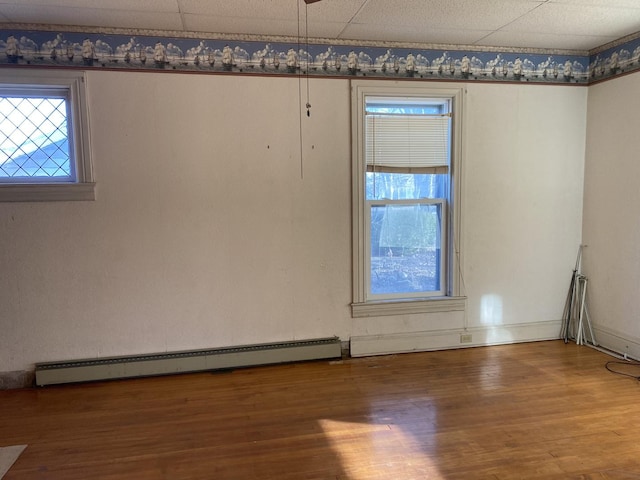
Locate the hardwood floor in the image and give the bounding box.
[1,341,639,479]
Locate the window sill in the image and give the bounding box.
[0,183,96,202]
[351,296,466,318]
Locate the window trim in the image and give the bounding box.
[351,80,465,316]
[0,69,95,202]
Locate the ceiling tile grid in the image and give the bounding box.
[0,0,639,53]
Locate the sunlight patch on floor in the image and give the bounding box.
[0,445,26,479]
[318,419,445,479]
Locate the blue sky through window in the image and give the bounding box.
[0,96,70,178]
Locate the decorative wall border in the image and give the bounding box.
[0,27,590,84]
[588,34,640,83]
[0,26,638,85]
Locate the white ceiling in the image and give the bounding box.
[1,0,640,53]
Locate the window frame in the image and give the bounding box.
[351,81,465,317]
[0,69,94,202]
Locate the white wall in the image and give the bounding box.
[583,73,640,358]
[0,71,588,374]
[353,83,587,353]
[0,72,353,372]
[465,84,587,323]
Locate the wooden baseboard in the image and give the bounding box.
[0,370,35,389]
[350,320,562,357]
[591,325,640,361]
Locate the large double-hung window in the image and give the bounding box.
[351,82,465,317]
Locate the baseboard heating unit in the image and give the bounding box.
[35,337,342,386]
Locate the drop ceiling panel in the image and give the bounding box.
[183,15,294,37]
[352,0,544,31]
[0,5,184,31]
[501,2,640,37]
[477,30,618,50]
[180,0,365,26]
[341,23,495,46]
[3,0,179,12]
[179,0,298,20]
[551,0,640,7]
[303,0,368,24]
[184,14,347,39]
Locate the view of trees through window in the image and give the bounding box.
[367,173,446,295]
[365,100,450,297]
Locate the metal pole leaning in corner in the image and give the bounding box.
[561,246,582,343]
[583,281,596,346]
[575,273,597,346]
[576,273,587,345]
[561,245,597,346]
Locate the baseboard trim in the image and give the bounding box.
[350,320,562,357]
[591,325,640,361]
[0,370,35,390]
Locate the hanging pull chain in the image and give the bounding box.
[305,2,311,117]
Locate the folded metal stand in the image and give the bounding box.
[561,245,597,346]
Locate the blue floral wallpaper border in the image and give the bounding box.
[0,27,637,85]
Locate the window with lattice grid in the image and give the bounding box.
[0,70,94,202]
[0,95,72,180]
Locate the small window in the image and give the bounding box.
[0,70,94,202]
[351,81,465,317]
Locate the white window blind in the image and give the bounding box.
[365,113,450,174]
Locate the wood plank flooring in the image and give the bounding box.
[1,341,639,479]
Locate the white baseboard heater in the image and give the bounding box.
[35,337,342,386]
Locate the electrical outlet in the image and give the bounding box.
[460,333,472,344]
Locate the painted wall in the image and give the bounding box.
[464,84,586,326]
[0,71,587,374]
[583,73,640,359]
[352,83,587,353]
[0,72,353,373]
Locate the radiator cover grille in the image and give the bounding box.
[35,337,342,386]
